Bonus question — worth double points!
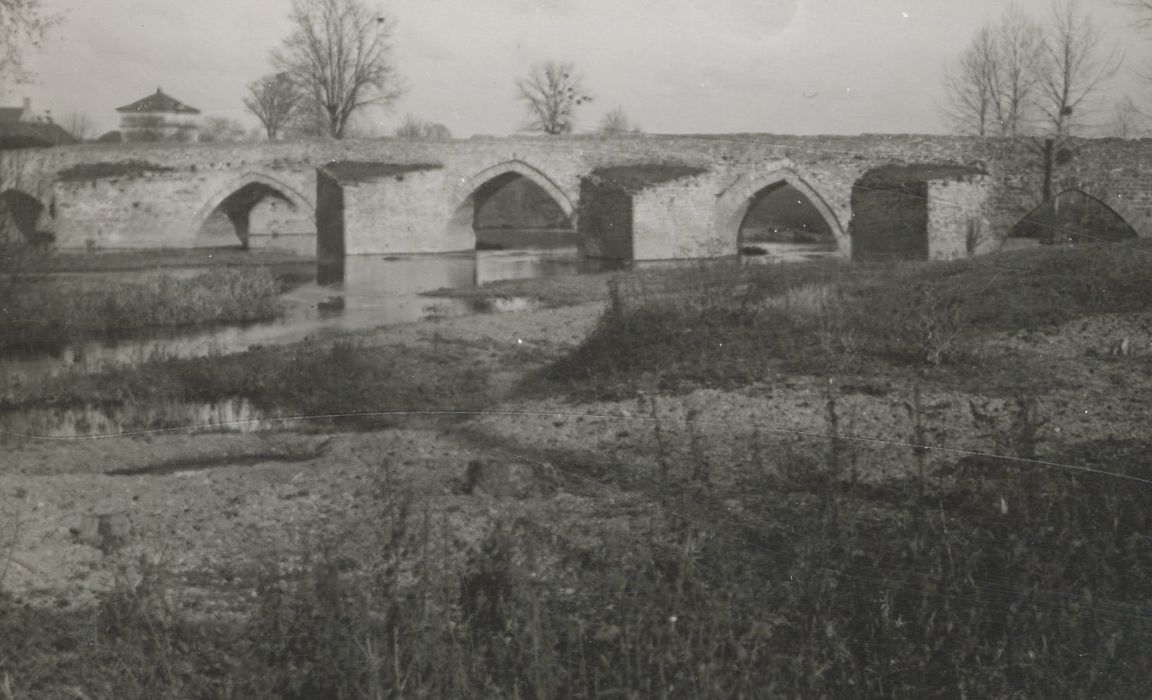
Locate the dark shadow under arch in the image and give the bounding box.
[0,189,47,244]
[195,175,314,248]
[1011,189,1138,245]
[717,168,846,257]
[737,180,837,254]
[450,161,576,249]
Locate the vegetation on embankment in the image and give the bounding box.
[0,267,284,353]
[46,246,313,273]
[3,431,1150,697]
[56,160,175,182]
[1,337,505,430]
[425,267,622,308]
[424,257,746,308]
[549,241,1152,396]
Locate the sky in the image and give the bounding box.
[13,0,1152,138]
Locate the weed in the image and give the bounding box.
[0,267,283,354]
[550,241,1152,399]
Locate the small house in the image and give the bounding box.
[116,88,201,143]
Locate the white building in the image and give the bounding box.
[116,88,202,143]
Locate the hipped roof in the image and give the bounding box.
[116,88,201,115]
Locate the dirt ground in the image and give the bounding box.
[3,296,1151,614]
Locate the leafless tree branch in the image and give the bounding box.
[0,0,61,90]
[272,0,405,139]
[244,73,301,141]
[516,61,592,135]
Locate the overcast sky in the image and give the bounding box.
[14,0,1152,138]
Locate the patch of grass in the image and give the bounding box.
[4,338,494,431]
[548,242,1152,397]
[321,161,443,183]
[585,163,709,192]
[425,270,621,308]
[47,247,313,273]
[0,267,284,353]
[57,160,175,182]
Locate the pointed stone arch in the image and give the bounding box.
[193,173,315,246]
[716,166,846,256]
[448,160,576,245]
[1011,188,1138,244]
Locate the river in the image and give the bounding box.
[0,234,835,438]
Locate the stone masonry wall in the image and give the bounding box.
[315,169,344,259]
[850,182,928,261]
[340,168,460,255]
[631,173,728,260]
[577,179,632,259]
[927,176,993,260]
[8,134,1152,256]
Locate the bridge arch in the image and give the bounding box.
[716,168,846,257]
[194,173,315,248]
[0,189,50,243]
[448,160,576,247]
[1011,188,1138,245]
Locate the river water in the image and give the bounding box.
[4,243,587,380]
[0,235,835,439]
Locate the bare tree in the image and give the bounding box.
[943,4,1042,136]
[0,0,60,90]
[1103,96,1149,137]
[200,116,249,143]
[272,0,405,139]
[944,24,1000,136]
[59,111,94,141]
[283,100,330,140]
[1036,0,1122,141]
[244,72,300,140]
[993,4,1044,136]
[517,61,592,135]
[393,113,451,139]
[598,107,641,135]
[1116,0,1152,26]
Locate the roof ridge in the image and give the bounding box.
[116,89,201,115]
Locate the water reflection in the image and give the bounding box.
[1,239,839,388]
[739,242,840,263]
[1,245,585,382]
[0,398,272,441]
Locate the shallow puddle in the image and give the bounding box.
[0,397,274,441]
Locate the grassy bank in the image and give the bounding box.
[0,267,284,353]
[424,257,761,309]
[46,246,313,273]
[2,337,503,431]
[548,241,1152,397]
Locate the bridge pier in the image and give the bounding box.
[317,161,455,257]
[577,164,729,260]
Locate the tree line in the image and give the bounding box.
[942,0,1152,203]
[943,0,1148,141]
[242,0,636,141]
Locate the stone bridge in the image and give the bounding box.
[2,133,1150,260]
